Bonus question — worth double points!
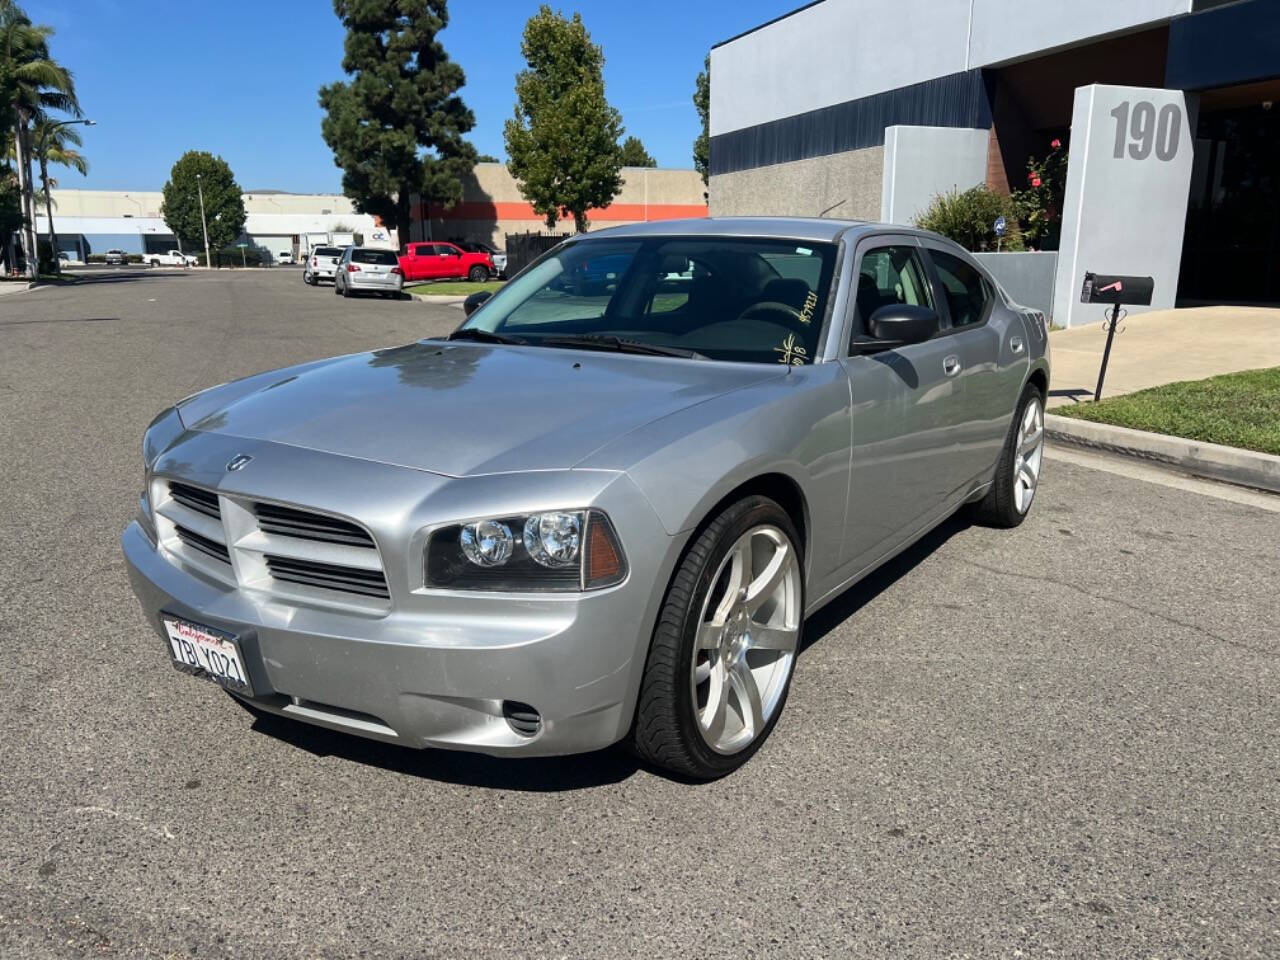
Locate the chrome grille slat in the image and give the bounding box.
[264,555,390,599]
[174,524,231,564]
[254,503,374,547]
[168,481,221,519]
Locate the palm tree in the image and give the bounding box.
[0,0,80,278]
[34,118,87,269]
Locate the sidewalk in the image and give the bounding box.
[1047,306,1280,408]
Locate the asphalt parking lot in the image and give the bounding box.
[2,268,1277,958]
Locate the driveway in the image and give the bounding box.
[1048,305,1280,406]
[1,270,1277,958]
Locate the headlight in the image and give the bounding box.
[426,509,626,592]
[460,519,515,567]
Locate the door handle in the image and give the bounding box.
[943,355,961,376]
[1010,336,1025,354]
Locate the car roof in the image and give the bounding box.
[583,216,918,244]
[583,216,984,262]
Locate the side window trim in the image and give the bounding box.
[843,233,931,356]
[921,244,995,333]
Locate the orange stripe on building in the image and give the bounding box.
[418,201,709,222]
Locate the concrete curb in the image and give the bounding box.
[1045,413,1280,494]
[411,293,467,307]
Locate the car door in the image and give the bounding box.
[839,236,976,570]
[920,244,1021,486]
[437,243,466,278]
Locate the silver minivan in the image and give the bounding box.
[334,246,404,299]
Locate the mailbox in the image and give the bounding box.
[1081,272,1154,306]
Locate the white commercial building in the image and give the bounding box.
[39,189,395,262]
[710,0,1280,323]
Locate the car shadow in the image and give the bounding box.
[800,512,971,653]
[243,706,643,792]
[242,512,973,791]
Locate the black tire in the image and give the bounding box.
[969,382,1045,528]
[631,495,802,780]
[468,265,489,283]
[334,276,342,296]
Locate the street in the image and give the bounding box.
[1,270,1277,958]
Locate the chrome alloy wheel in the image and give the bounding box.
[691,525,801,755]
[1013,395,1045,514]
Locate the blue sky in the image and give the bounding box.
[37,0,786,193]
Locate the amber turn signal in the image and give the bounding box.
[584,512,626,588]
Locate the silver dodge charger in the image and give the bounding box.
[123,218,1049,779]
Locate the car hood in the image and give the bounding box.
[177,341,787,477]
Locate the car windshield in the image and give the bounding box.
[314,247,340,257]
[352,249,397,265]
[459,236,837,364]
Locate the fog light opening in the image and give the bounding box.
[502,700,542,737]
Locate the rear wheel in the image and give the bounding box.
[632,496,803,779]
[468,265,489,283]
[969,383,1045,528]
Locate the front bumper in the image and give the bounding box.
[121,450,677,757]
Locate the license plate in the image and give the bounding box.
[163,616,253,695]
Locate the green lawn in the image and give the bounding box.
[1055,366,1280,455]
[407,280,505,297]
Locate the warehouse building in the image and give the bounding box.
[409,162,708,249]
[709,0,1280,324]
[38,190,390,262]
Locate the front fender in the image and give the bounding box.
[578,363,852,586]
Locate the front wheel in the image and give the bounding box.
[969,383,1045,528]
[632,496,803,779]
[467,265,489,283]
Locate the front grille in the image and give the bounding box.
[254,502,374,547]
[169,481,220,519]
[264,555,390,600]
[174,524,231,564]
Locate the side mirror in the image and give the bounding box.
[463,291,493,317]
[861,304,938,350]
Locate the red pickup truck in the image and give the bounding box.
[399,242,495,283]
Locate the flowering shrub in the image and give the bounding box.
[914,185,1023,251]
[1012,138,1068,250]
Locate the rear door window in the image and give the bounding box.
[929,250,991,328]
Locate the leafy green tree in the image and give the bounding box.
[504,6,623,231]
[692,54,709,186]
[0,0,80,277]
[161,151,246,252]
[34,116,87,267]
[319,0,477,244]
[476,153,500,163]
[619,135,655,167]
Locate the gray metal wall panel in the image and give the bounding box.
[709,70,992,177]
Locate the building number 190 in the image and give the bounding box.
[1111,100,1181,162]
